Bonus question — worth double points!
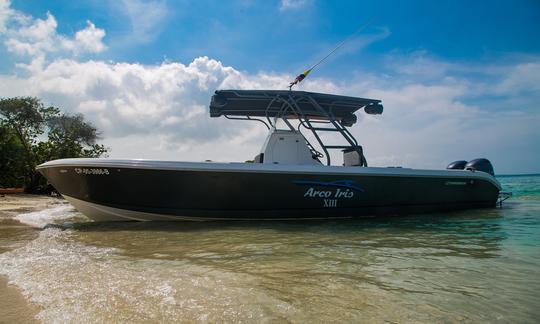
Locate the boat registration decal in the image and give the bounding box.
[74,168,110,175]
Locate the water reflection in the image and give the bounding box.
[71,208,507,261]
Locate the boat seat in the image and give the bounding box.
[343,147,367,167]
[253,153,264,163]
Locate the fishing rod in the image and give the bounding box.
[288,19,373,90]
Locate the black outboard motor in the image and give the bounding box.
[447,160,468,170]
[465,158,495,176]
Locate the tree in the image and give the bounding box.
[0,125,27,187]
[0,98,53,177]
[43,113,107,160]
[0,97,108,192]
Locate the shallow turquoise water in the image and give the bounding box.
[1,175,539,323]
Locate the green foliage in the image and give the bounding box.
[42,113,108,160]
[0,97,108,192]
[0,125,27,187]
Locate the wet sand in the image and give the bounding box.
[0,276,39,324]
[0,194,61,324]
[0,194,59,213]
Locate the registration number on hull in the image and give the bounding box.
[74,168,110,175]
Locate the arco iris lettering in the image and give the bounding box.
[303,187,354,199]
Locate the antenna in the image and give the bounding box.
[288,20,373,90]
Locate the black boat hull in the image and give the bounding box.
[37,159,501,221]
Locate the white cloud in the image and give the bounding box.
[496,62,540,95]
[280,0,310,11]
[73,21,107,53]
[310,27,391,65]
[0,0,13,33]
[1,3,106,59]
[1,52,538,173]
[0,56,291,155]
[5,12,59,56]
[385,51,457,80]
[120,0,168,43]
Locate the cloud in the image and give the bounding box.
[385,51,457,80]
[322,26,391,62]
[0,2,106,60]
[0,0,13,33]
[279,0,310,11]
[495,62,540,95]
[0,55,289,151]
[120,0,168,43]
[73,21,107,53]
[1,51,538,173]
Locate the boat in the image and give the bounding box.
[37,89,505,221]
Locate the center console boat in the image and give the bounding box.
[37,90,505,221]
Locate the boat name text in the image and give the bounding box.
[303,187,354,199]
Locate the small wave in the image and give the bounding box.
[0,228,295,323]
[15,204,79,228]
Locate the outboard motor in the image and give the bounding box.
[465,158,495,176]
[447,160,468,170]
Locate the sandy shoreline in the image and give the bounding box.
[0,194,63,324]
[0,194,61,213]
[0,275,39,324]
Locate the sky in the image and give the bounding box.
[0,0,539,174]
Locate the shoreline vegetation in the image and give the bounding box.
[0,97,108,194]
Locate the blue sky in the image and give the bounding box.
[9,0,540,73]
[1,0,539,173]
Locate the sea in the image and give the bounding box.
[0,175,539,323]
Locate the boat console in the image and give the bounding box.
[257,130,320,165]
[209,90,383,166]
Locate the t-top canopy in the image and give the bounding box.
[209,90,383,127]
